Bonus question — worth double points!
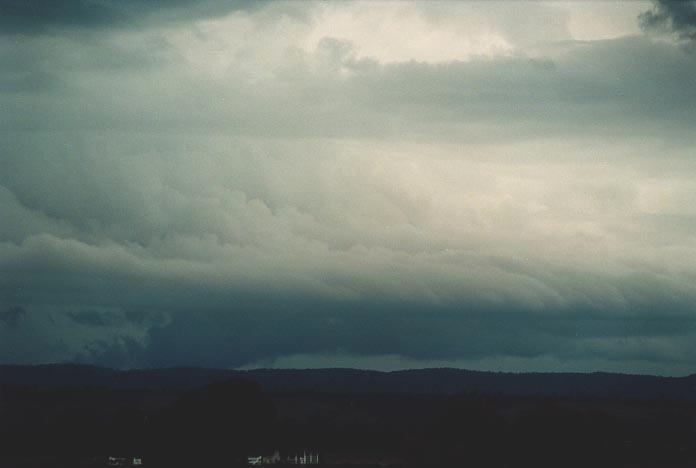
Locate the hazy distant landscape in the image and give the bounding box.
[1,365,695,468]
[2,364,696,399]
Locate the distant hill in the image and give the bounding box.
[1,364,694,400]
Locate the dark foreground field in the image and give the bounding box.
[1,365,694,468]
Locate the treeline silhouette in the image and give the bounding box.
[2,364,695,400]
[1,378,694,467]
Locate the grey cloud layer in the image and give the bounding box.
[1,2,695,374]
[0,0,262,34]
[2,33,695,142]
[640,0,696,42]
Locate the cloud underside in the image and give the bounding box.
[1,1,695,375]
[640,0,696,42]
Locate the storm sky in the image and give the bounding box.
[1,1,696,375]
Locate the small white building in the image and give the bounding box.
[287,451,320,465]
[248,456,263,466]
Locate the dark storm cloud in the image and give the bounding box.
[0,305,26,327]
[142,299,696,371]
[0,0,260,35]
[67,308,145,327]
[1,2,696,375]
[640,0,696,42]
[2,220,695,372]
